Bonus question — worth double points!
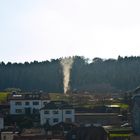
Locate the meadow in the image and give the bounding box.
[0,92,9,103]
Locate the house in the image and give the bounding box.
[40,101,75,126]
[9,92,50,115]
[13,128,65,140]
[13,135,65,140]
[1,131,19,140]
[132,94,140,135]
[66,125,108,140]
[130,135,140,140]
[0,104,10,115]
[108,128,132,140]
[75,112,121,125]
[44,122,77,136]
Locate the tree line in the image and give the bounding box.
[0,59,63,93]
[0,56,140,93]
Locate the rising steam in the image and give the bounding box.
[61,57,73,94]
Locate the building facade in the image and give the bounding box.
[40,101,75,125]
[132,94,140,135]
[1,132,19,140]
[9,92,50,115]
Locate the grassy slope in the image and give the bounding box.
[0,92,9,103]
[49,93,69,101]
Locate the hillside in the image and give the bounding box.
[0,92,9,103]
[0,56,140,93]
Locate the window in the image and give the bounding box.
[15,102,22,105]
[33,101,39,105]
[53,118,59,123]
[3,135,6,140]
[44,110,49,114]
[65,110,72,114]
[16,109,22,113]
[33,108,39,114]
[53,110,59,114]
[25,102,30,105]
[65,118,72,123]
[25,108,31,115]
[46,118,50,124]
[29,95,32,98]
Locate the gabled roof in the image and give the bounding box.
[41,101,73,110]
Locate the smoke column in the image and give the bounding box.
[61,57,73,94]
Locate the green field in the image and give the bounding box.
[49,93,70,101]
[0,92,9,103]
[48,93,129,109]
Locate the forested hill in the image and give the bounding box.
[0,56,140,93]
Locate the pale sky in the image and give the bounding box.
[0,0,140,63]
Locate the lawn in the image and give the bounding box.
[49,93,69,101]
[0,92,9,103]
[115,103,129,109]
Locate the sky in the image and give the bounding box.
[0,0,140,63]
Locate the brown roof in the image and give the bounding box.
[13,128,65,140]
[13,135,65,140]
[21,128,45,136]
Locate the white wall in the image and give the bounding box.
[1,132,18,140]
[10,99,49,115]
[40,109,75,125]
[63,109,75,123]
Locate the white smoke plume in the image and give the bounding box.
[61,57,73,94]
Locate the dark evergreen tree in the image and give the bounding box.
[0,56,140,93]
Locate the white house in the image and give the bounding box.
[9,92,50,115]
[40,101,75,126]
[1,132,18,140]
[0,115,4,130]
